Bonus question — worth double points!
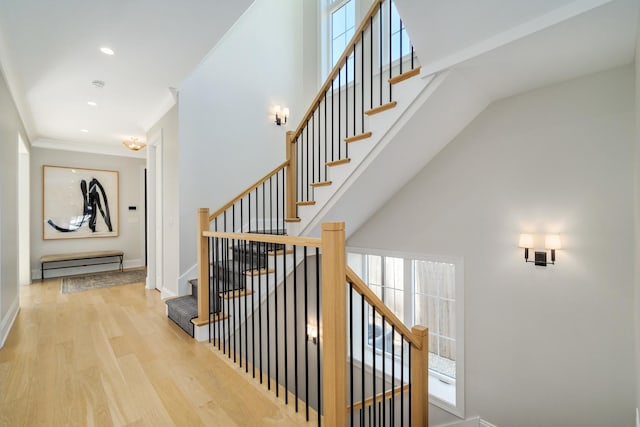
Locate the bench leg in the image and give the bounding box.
[41,263,44,280]
[120,256,123,272]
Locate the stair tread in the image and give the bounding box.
[285,217,302,223]
[296,200,316,206]
[310,180,332,187]
[388,66,421,85]
[326,158,351,167]
[221,288,254,300]
[345,132,372,143]
[365,102,397,116]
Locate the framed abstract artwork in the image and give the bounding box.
[42,165,119,240]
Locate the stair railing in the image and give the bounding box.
[199,222,428,426]
[194,161,289,325]
[288,0,419,218]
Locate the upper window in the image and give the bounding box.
[347,249,465,417]
[322,0,413,81]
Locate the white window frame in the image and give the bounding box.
[347,247,466,418]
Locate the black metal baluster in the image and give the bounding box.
[269,177,273,235]
[338,67,342,160]
[304,246,309,421]
[306,122,310,200]
[361,294,366,427]
[283,244,289,405]
[315,248,321,427]
[274,237,279,398]
[389,0,392,103]
[324,91,328,182]
[382,317,386,424]
[370,16,373,110]
[331,79,335,162]
[379,1,383,106]
[361,31,365,134]
[267,243,272,391]
[312,110,315,189]
[391,325,395,427]
[401,335,404,427]
[259,240,263,384]
[208,237,213,343]
[353,43,356,138]
[244,239,249,373]
[251,235,256,378]
[408,344,412,427]
[372,306,376,427]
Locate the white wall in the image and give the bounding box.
[348,66,636,427]
[30,148,146,278]
[178,0,310,275]
[147,104,180,296]
[0,67,25,346]
[634,15,640,417]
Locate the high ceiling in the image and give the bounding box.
[0,0,254,154]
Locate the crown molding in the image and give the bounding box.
[32,138,146,159]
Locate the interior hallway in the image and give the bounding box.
[0,278,310,426]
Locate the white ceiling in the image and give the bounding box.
[0,0,254,154]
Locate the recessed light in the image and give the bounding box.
[80,129,89,133]
[100,47,114,55]
[87,101,97,106]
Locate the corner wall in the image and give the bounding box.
[348,66,636,427]
[147,104,180,296]
[635,13,640,417]
[30,148,146,278]
[0,66,25,346]
[178,0,308,276]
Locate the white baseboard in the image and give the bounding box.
[434,417,497,427]
[161,287,177,300]
[178,264,197,295]
[0,297,20,348]
[635,407,639,427]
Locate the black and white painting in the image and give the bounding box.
[43,165,119,240]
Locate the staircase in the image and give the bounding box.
[174,1,431,425]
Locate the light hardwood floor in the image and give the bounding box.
[0,277,311,426]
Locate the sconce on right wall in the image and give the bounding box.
[518,233,562,267]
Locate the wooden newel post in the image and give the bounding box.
[411,325,429,427]
[197,208,210,323]
[285,131,297,220]
[321,222,347,427]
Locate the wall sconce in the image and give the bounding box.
[274,105,289,126]
[518,233,561,266]
[306,323,317,344]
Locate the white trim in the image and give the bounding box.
[160,287,177,300]
[0,297,20,349]
[347,246,465,418]
[32,138,145,159]
[193,323,210,342]
[479,419,498,427]
[178,264,197,296]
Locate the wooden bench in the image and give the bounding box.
[40,250,124,279]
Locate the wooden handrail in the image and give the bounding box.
[347,384,409,412]
[203,230,321,248]
[208,160,289,222]
[346,266,421,349]
[293,0,384,139]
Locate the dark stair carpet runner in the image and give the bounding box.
[166,229,287,337]
[165,280,198,337]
